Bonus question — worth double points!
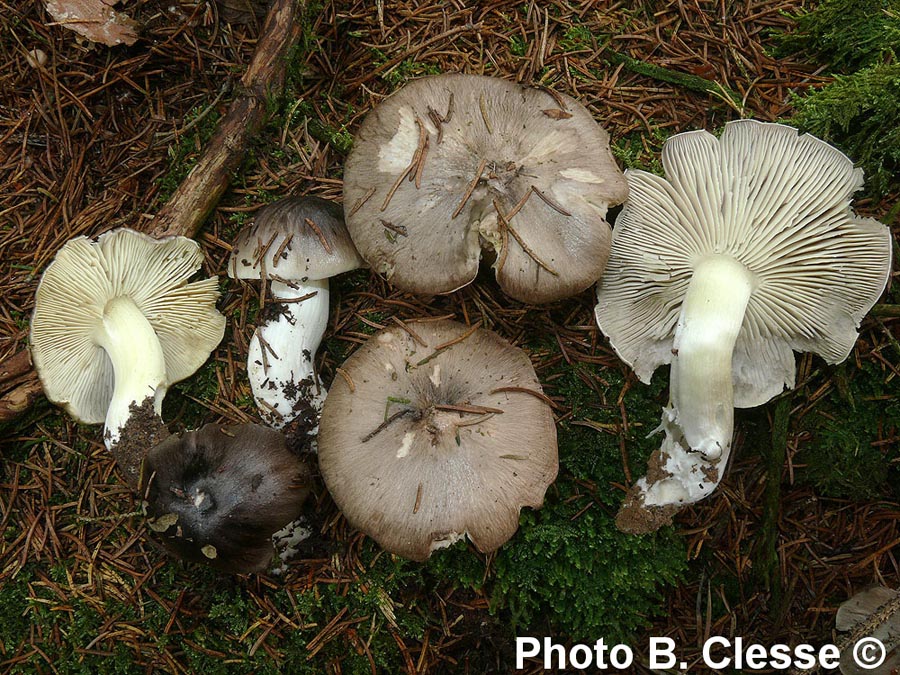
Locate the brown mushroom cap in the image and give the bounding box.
[145,423,311,574]
[318,320,558,561]
[228,196,364,282]
[343,74,627,303]
[835,586,900,675]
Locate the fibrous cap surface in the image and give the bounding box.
[318,319,558,561]
[343,73,628,303]
[229,196,364,282]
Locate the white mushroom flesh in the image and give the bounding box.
[639,255,753,505]
[94,296,168,447]
[596,120,892,526]
[247,279,329,432]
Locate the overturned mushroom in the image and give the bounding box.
[228,196,364,433]
[145,422,311,574]
[343,73,628,303]
[595,120,892,533]
[30,228,226,485]
[318,320,558,561]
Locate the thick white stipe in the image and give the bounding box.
[643,255,754,506]
[94,296,167,448]
[247,279,329,432]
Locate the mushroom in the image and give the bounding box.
[30,228,226,485]
[343,73,628,304]
[318,319,558,561]
[228,196,364,433]
[836,586,900,675]
[594,120,892,532]
[144,422,311,574]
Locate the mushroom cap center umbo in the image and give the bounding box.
[389,392,488,450]
[343,73,628,303]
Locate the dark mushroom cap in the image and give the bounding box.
[343,74,627,303]
[318,320,558,561]
[228,196,363,282]
[144,423,311,574]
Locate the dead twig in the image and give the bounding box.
[151,0,300,239]
[451,159,487,219]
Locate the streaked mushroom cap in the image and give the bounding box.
[343,73,628,303]
[836,586,900,675]
[30,228,226,423]
[318,320,558,561]
[228,196,363,281]
[596,120,892,407]
[145,423,311,573]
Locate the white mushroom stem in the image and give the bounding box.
[643,255,754,506]
[247,279,329,431]
[94,296,167,449]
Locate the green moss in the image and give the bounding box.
[155,104,222,205]
[509,35,528,57]
[796,362,900,500]
[428,366,685,642]
[162,358,222,430]
[380,56,442,88]
[604,52,742,108]
[777,0,900,72]
[560,24,593,52]
[0,572,31,652]
[787,64,900,198]
[612,124,672,174]
[777,0,900,197]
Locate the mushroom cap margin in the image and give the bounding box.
[318,319,558,561]
[595,119,892,408]
[343,73,628,303]
[228,196,364,282]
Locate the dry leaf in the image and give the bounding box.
[542,108,573,120]
[45,0,138,47]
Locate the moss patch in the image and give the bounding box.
[428,365,686,643]
[778,0,900,197]
[796,362,900,500]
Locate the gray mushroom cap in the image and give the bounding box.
[343,73,628,303]
[317,320,558,561]
[595,120,892,408]
[228,196,364,282]
[835,586,900,675]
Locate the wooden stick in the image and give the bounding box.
[0,378,43,422]
[150,0,299,239]
[0,0,301,423]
